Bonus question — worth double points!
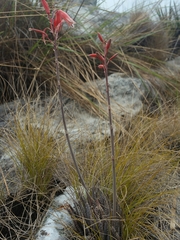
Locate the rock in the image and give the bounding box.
[1,73,156,143]
[0,73,157,194]
[55,73,156,142]
[0,73,158,142]
[36,186,77,240]
[165,56,180,74]
[24,73,156,149]
[0,99,26,127]
[0,153,20,196]
[85,73,154,116]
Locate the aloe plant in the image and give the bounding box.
[29,0,88,194]
[89,33,118,216]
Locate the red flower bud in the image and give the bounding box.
[98,64,105,69]
[89,53,97,58]
[29,28,49,44]
[96,53,104,62]
[97,32,105,43]
[41,0,50,15]
[109,53,118,61]
[106,39,111,52]
[89,53,104,63]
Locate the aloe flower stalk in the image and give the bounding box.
[29,0,89,195]
[29,0,75,43]
[89,33,118,217]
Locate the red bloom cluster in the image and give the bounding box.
[89,33,117,70]
[29,0,75,43]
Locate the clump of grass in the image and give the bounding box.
[0,99,69,239]
[2,101,179,239]
[156,2,180,58]
[68,111,179,239]
[124,11,169,63]
[6,104,63,194]
[0,0,50,103]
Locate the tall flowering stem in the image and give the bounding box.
[89,33,118,217]
[29,0,89,195]
[53,37,89,195]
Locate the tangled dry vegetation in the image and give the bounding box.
[1,0,180,239]
[1,0,180,105]
[1,103,180,239]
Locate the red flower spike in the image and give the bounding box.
[41,0,50,15]
[53,10,75,33]
[29,2,75,43]
[97,32,105,43]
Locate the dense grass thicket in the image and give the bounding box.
[1,0,180,104]
[0,0,180,239]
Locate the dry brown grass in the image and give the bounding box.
[1,0,180,108]
[0,97,179,239]
[64,105,180,239]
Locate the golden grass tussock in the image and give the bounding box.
[69,109,180,239]
[5,103,67,194]
[120,11,169,64]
